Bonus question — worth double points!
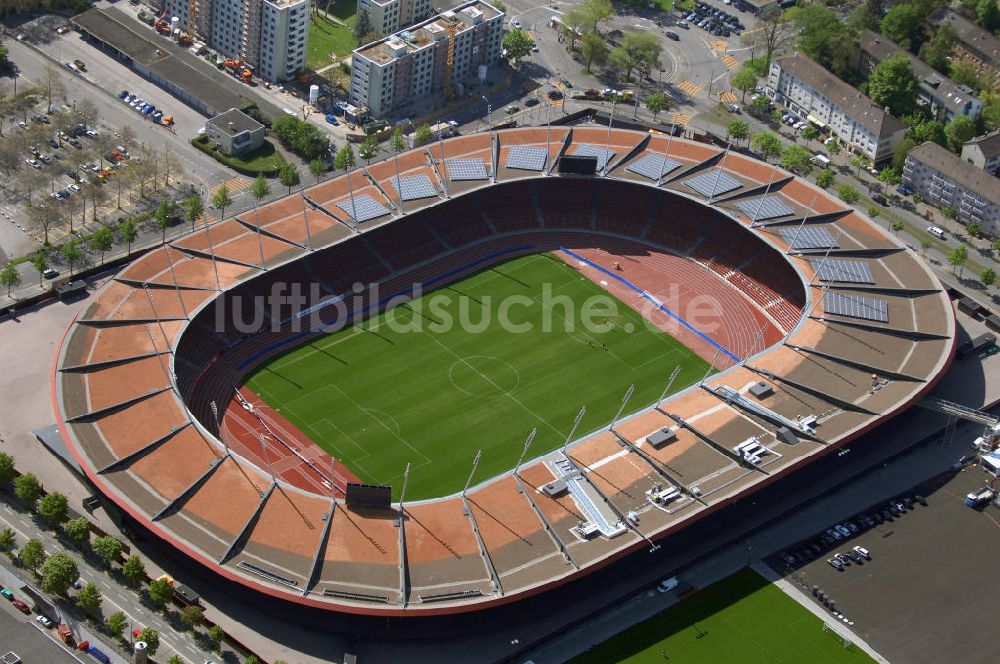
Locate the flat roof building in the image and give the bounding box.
[767,54,906,164]
[903,140,1000,236]
[856,30,981,122]
[357,0,433,38]
[349,0,503,119]
[205,108,266,156]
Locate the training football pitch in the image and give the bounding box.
[572,569,875,663]
[246,252,711,500]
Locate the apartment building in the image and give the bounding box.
[357,0,432,38]
[903,141,1000,236]
[767,55,906,164]
[163,0,308,81]
[961,130,1000,174]
[350,0,503,119]
[856,30,981,122]
[928,8,1000,84]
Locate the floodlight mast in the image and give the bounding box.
[562,406,587,454]
[655,365,682,413]
[749,169,777,228]
[657,125,676,187]
[203,214,222,291]
[398,462,411,509]
[462,449,482,497]
[787,194,819,255]
[298,181,314,250]
[514,428,537,476]
[251,197,266,269]
[609,384,635,432]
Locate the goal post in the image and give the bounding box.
[821,622,855,651]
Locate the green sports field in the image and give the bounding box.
[246,252,711,500]
[572,569,875,664]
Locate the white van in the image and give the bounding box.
[810,153,830,167]
[928,226,946,239]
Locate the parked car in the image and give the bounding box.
[656,576,678,593]
[67,183,81,193]
[151,110,164,122]
[677,20,688,28]
[36,615,55,628]
[25,158,40,169]
[119,90,129,99]
[0,588,13,600]
[12,598,30,614]
[914,494,927,506]
[780,551,797,565]
[48,138,59,149]
[846,549,862,563]
[834,552,851,566]
[834,524,851,538]
[39,154,52,164]
[825,528,842,541]
[86,128,98,138]
[872,194,888,206]
[66,170,79,181]
[665,30,680,40]
[827,558,844,571]
[17,120,27,129]
[728,103,741,113]
[853,545,871,560]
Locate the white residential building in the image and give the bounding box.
[903,141,1000,236]
[350,0,503,119]
[767,55,907,165]
[357,0,432,38]
[258,0,309,82]
[162,0,308,81]
[961,130,1000,174]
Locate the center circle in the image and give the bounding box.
[448,355,521,398]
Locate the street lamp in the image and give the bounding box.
[481,95,493,138]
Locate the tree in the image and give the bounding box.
[123,554,146,587]
[879,4,924,51]
[270,115,329,160]
[148,577,173,607]
[0,452,13,485]
[251,173,270,202]
[137,627,160,655]
[42,551,78,595]
[837,184,860,204]
[868,206,881,221]
[891,220,905,234]
[580,0,613,32]
[31,252,48,286]
[780,145,814,175]
[183,195,204,231]
[43,65,64,114]
[414,124,433,147]
[731,66,758,103]
[89,227,113,266]
[212,185,232,223]
[65,517,91,546]
[751,132,782,162]
[982,267,996,287]
[950,59,983,92]
[562,8,588,51]
[867,54,919,118]
[14,472,42,508]
[581,34,608,72]
[359,136,380,165]
[501,29,535,65]
[920,23,958,74]
[646,92,670,121]
[27,202,61,246]
[816,168,836,189]
[106,611,128,640]
[948,245,969,278]
[308,158,326,179]
[92,535,123,568]
[751,94,772,118]
[119,218,138,256]
[967,221,982,237]
[769,108,784,126]
[21,538,45,573]
[246,657,260,664]
[208,624,225,650]
[168,657,184,664]
[0,262,19,296]
[279,163,301,194]
[60,239,84,278]
[801,125,819,141]
[742,8,794,69]
[827,140,842,156]
[892,137,918,172]
[390,127,406,154]
[38,492,68,526]
[850,154,871,177]
[335,144,356,172]
[945,115,976,152]
[76,582,102,615]
[610,32,662,82]
[180,605,204,630]
[787,4,850,72]
[977,0,1000,32]
[726,119,750,146]
[877,168,901,192]
[0,528,15,554]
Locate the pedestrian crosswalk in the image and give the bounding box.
[721,54,739,70]
[710,39,728,52]
[213,177,250,196]
[676,80,702,97]
[672,112,692,126]
[720,91,738,103]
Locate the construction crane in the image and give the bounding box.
[443,21,458,100]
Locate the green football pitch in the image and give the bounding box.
[572,569,875,664]
[245,252,711,500]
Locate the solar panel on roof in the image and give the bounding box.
[447,158,488,180]
[506,145,548,171]
[685,170,741,198]
[779,226,838,250]
[336,194,391,222]
[627,154,682,180]
[824,292,888,322]
[392,174,438,201]
[736,196,795,222]
[814,258,874,284]
[572,144,615,172]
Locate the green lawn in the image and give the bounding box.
[308,14,358,70]
[246,253,710,500]
[573,569,875,664]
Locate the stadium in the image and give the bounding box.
[53,126,955,620]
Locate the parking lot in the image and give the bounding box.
[768,464,1000,664]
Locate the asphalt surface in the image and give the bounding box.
[0,602,80,664]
